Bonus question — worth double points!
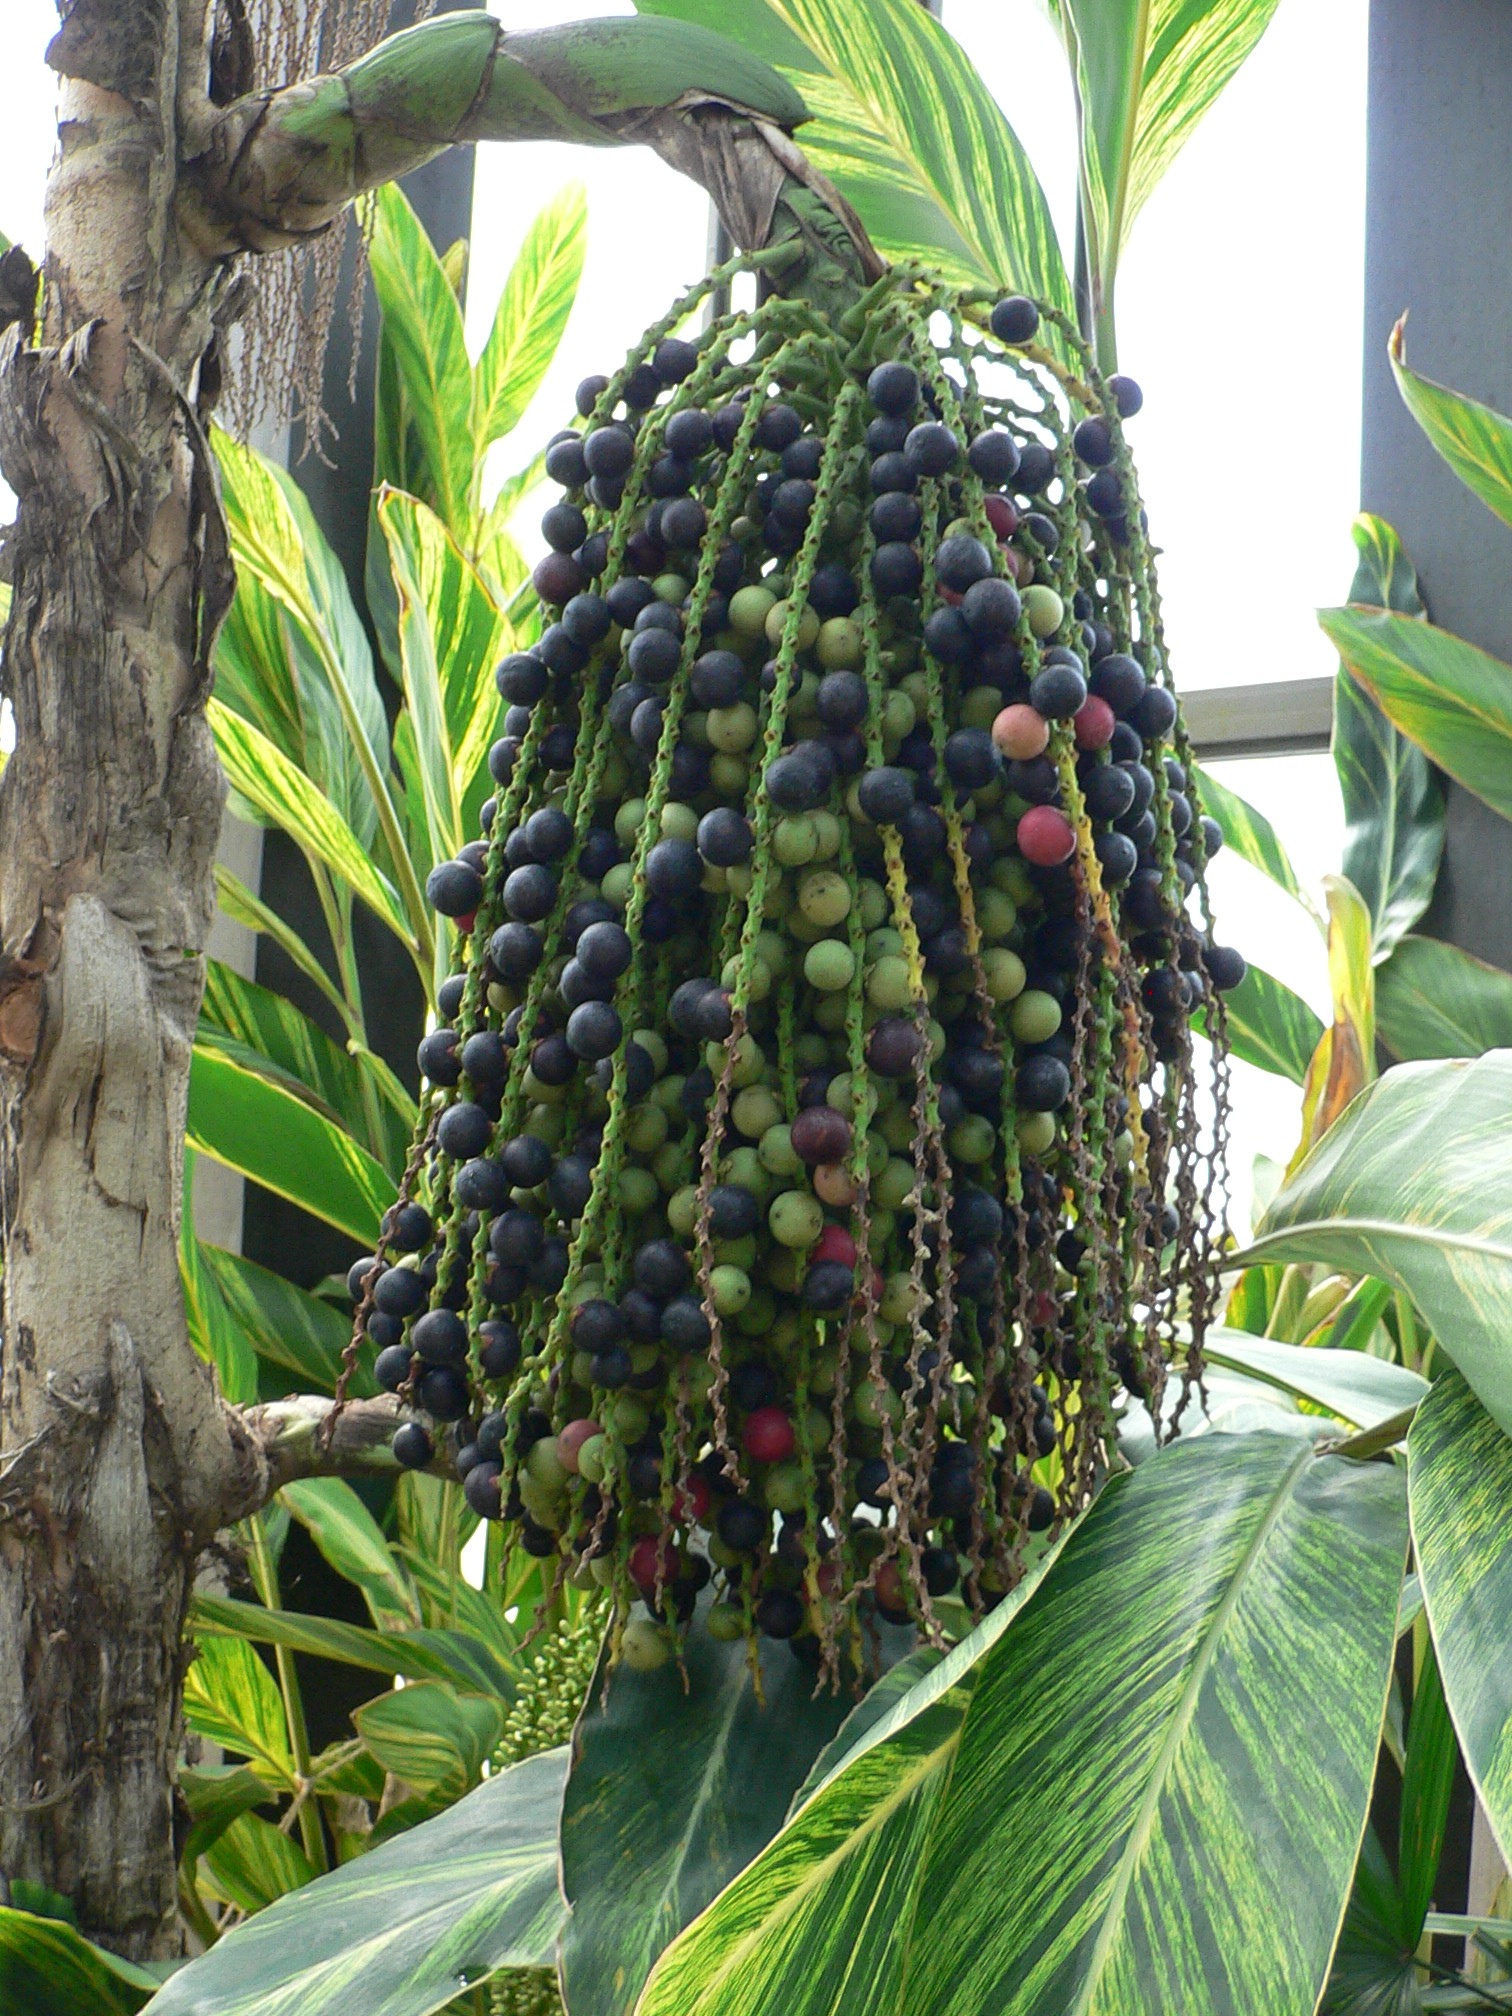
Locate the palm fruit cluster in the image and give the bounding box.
[346,253,1242,1685]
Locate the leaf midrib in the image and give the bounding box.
[1065,1439,1315,2016]
[1243,1215,1512,1270]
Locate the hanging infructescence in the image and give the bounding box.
[344,203,1242,1684]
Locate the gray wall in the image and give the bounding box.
[1362,0,1512,970]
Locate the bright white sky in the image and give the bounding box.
[0,0,1365,1211]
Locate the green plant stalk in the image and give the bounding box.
[215,864,354,1035]
[245,1513,327,1875]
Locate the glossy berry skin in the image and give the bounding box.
[933,535,995,593]
[1017,805,1077,867]
[1108,373,1144,418]
[742,1407,796,1464]
[426,860,481,918]
[1203,943,1247,991]
[990,294,1040,344]
[392,1422,433,1469]
[867,360,919,414]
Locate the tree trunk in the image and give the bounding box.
[0,0,242,1957]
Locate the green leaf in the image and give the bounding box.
[1408,1371,1512,1866]
[208,700,415,953]
[188,1044,395,1248]
[0,1908,160,2015]
[787,1646,943,1818]
[180,1766,278,1867]
[183,1636,295,1786]
[376,489,510,871]
[560,1595,869,2016]
[213,429,387,847]
[280,1479,421,1629]
[1390,318,1512,532]
[473,182,587,452]
[201,1815,317,1918]
[1377,935,1512,1061]
[180,1151,258,1405]
[368,184,475,538]
[353,1682,504,1794]
[1245,1054,1512,1439]
[1202,1328,1429,1429]
[145,1748,567,2016]
[1191,764,1312,910]
[637,0,1072,308]
[1209,960,1324,1085]
[1321,605,1512,828]
[212,867,349,1032]
[1331,514,1443,961]
[192,1594,514,1696]
[639,1435,1407,2016]
[201,960,406,1171]
[199,1244,368,1396]
[1397,1637,1457,1942]
[1055,0,1281,359]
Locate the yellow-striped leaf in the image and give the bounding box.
[200,1816,316,1919]
[1321,604,1512,826]
[638,1434,1406,2016]
[145,1747,567,2016]
[1408,1371,1512,1867]
[209,700,414,949]
[192,1593,517,1700]
[183,1636,295,1788]
[1208,960,1323,1085]
[1203,1328,1428,1429]
[1191,764,1312,910]
[377,488,510,871]
[187,1044,395,1248]
[0,1908,159,2016]
[1287,874,1376,1177]
[199,1244,369,1397]
[1246,1052,1512,1440]
[1331,514,1443,960]
[1390,316,1512,531]
[1377,934,1512,1061]
[1054,0,1281,358]
[473,182,587,452]
[353,1683,504,1796]
[280,1479,421,1629]
[367,184,475,539]
[636,0,1072,308]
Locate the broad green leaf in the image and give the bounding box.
[200,1814,316,1918]
[191,1594,514,1697]
[183,1636,295,1786]
[180,1766,277,1866]
[214,429,387,847]
[368,184,475,538]
[1390,317,1512,531]
[209,700,416,953]
[1321,1826,1421,2016]
[1332,515,1443,960]
[640,1435,1407,2016]
[187,1044,394,1247]
[200,1244,369,1396]
[353,1682,504,1794]
[473,182,587,453]
[1321,606,1512,827]
[1408,1371,1512,1866]
[1246,1054,1512,1440]
[0,1908,159,2016]
[201,960,405,1171]
[1191,764,1312,910]
[1377,935,1512,1061]
[1397,1638,1456,1943]
[1208,961,1323,1085]
[637,0,1072,308]
[1054,0,1281,359]
[280,1479,421,1629]
[145,1747,567,2016]
[377,488,510,870]
[180,1150,258,1405]
[560,1596,863,2016]
[1202,1328,1428,1430]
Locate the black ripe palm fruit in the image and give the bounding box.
[367,264,1238,1685]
